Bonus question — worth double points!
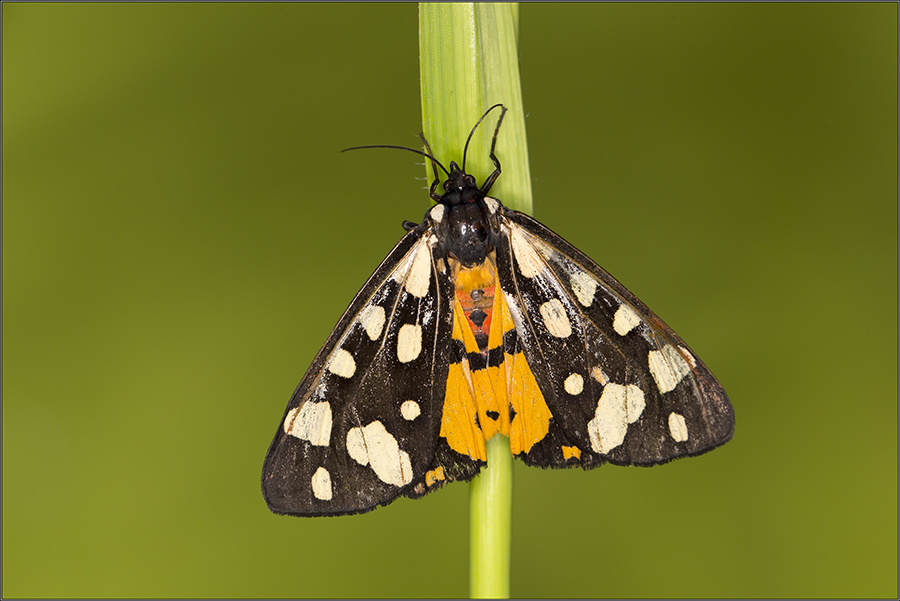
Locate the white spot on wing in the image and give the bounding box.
[397,323,423,363]
[430,204,445,223]
[529,235,556,261]
[510,226,543,278]
[327,348,356,378]
[400,400,420,421]
[311,467,332,501]
[405,238,432,298]
[679,345,697,368]
[564,373,584,395]
[390,250,414,283]
[358,304,386,341]
[345,429,367,466]
[484,196,500,215]
[668,412,689,442]
[539,298,571,338]
[648,344,692,393]
[625,384,645,423]
[587,383,645,454]
[613,304,641,336]
[284,401,333,446]
[588,384,627,454]
[570,270,598,307]
[345,421,413,487]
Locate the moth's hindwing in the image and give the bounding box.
[261,227,482,517]
[495,209,734,468]
[437,253,559,465]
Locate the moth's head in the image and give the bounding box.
[440,162,483,206]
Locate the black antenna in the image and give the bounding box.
[341,144,451,178]
[461,104,506,173]
[341,104,507,201]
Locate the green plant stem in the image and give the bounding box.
[419,3,532,598]
[419,3,532,214]
[468,434,513,598]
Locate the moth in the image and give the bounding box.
[262,105,734,517]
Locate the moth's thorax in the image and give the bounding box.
[421,163,500,267]
[430,198,500,268]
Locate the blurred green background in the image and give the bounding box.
[3,3,896,598]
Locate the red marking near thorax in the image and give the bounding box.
[457,285,494,351]
[453,258,498,353]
